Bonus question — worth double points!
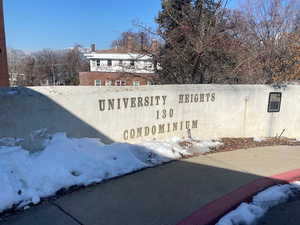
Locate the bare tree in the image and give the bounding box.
[21,55,37,86]
[231,0,300,84]
[111,31,152,51]
[7,46,89,86]
[7,48,27,86]
[63,45,89,85]
[33,49,60,85]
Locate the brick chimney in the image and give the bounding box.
[125,35,134,52]
[91,44,96,52]
[0,0,9,87]
[150,39,159,52]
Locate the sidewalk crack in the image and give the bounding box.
[50,201,85,225]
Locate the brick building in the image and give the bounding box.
[0,0,9,87]
[79,37,159,86]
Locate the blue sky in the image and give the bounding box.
[4,0,239,52]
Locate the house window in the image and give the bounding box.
[105,80,112,86]
[119,60,123,66]
[107,60,112,66]
[115,80,121,86]
[130,60,135,66]
[133,81,140,86]
[94,80,101,86]
[115,80,126,86]
[97,60,101,66]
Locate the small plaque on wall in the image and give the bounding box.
[268,92,282,113]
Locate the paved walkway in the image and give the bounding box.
[1,146,300,225]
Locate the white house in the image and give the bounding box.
[79,38,159,86]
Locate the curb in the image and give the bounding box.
[176,168,300,225]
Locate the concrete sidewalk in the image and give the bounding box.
[1,146,300,225]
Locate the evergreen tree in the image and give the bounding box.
[156,0,191,34]
[155,0,236,84]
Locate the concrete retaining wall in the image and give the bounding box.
[0,85,299,150]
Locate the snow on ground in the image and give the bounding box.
[6,90,18,95]
[0,88,19,96]
[216,182,300,225]
[253,137,266,142]
[0,138,23,147]
[0,133,219,213]
[192,139,223,153]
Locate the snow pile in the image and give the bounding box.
[0,133,219,213]
[0,88,19,96]
[193,139,223,153]
[0,138,23,147]
[216,182,300,225]
[6,90,18,95]
[176,138,222,154]
[253,137,266,142]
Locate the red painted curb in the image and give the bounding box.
[271,168,300,181]
[176,168,300,225]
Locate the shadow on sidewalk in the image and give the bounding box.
[0,159,273,225]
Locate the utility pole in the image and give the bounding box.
[0,0,9,87]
